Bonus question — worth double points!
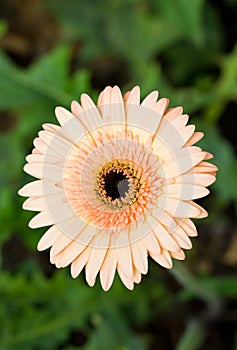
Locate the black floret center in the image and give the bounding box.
[103,170,130,200]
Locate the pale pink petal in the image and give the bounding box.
[140,231,161,255]
[33,137,47,153]
[116,243,133,279]
[153,223,180,252]
[141,91,159,107]
[153,98,169,116]
[71,247,92,278]
[29,211,54,228]
[55,240,87,268]
[18,180,43,197]
[170,249,185,260]
[175,173,216,187]
[23,196,45,211]
[164,107,183,121]
[165,183,210,200]
[85,233,110,285]
[162,147,206,178]
[158,197,208,218]
[71,100,83,115]
[125,85,140,105]
[130,241,148,274]
[55,107,74,126]
[150,249,173,269]
[100,249,117,291]
[172,226,193,249]
[186,131,204,146]
[133,268,142,284]
[37,225,61,251]
[42,123,60,133]
[204,152,214,160]
[117,266,134,290]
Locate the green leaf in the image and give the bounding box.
[157,0,205,46]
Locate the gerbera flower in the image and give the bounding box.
[19,86,217,290]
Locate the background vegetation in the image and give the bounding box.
[0,0,237,349]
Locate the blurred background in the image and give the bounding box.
[0,0,237,349]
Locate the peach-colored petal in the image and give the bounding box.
[133,267,142,284]
[37,225,61,251]
[162,147,206,178]
[71,247,92,278]
[85,233,110,285]
[172,226,193,249]
[141,90,159,108]
[130,241,148,274]
[170,249,185,260]
[55,107,74,126]
[153,223,180,252]
[71,100,83,115]
[186,131,204,146]
[100,249,117,291]
[29,211,54,229]
[117,266,134,290]
[150,249,173,269]
[18,180,43,197]
[165,183,210,200]
[164,107,183,121]
[125,85,140,105]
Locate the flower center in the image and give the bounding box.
[103,170,130,200]
[96,160,141,208]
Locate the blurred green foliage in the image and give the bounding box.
[0,0,237,349]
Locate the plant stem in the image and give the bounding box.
[171,261,223,350]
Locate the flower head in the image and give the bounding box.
[19,86,217,290]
